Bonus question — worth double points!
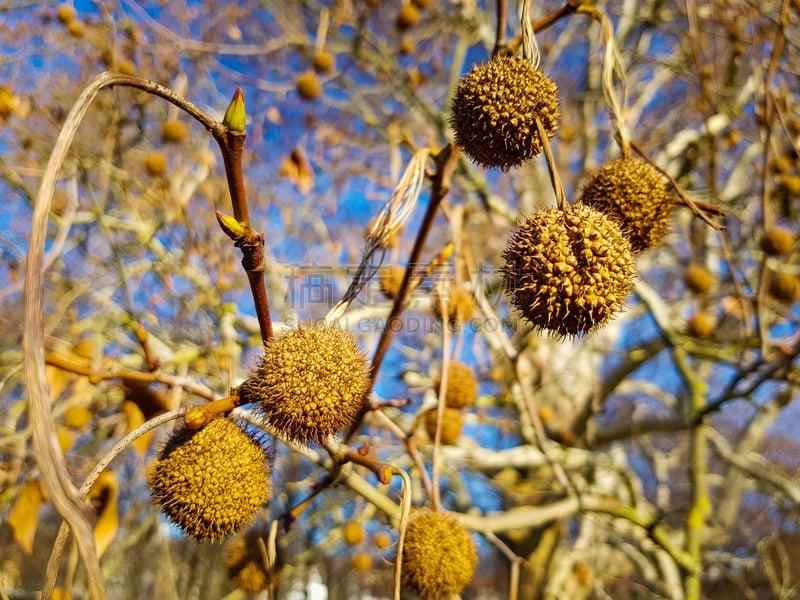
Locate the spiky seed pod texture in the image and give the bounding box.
[401,511,477,599]
[684,263,714,295]
[450,55,560,170]
[580,157,671,253]
[436,361,478,408]
[424,407,463,445]
[237,323,370,446]
[149,417,271,540]
[224,527,282,594]
[760,226,795,257]
[502,204,636,337]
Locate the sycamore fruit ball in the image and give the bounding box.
[401,511,477,598]
[149,417,271,540]
[237,323,371,446]
[450,55,560,170]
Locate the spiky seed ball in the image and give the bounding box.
[395,4,419,31]
[343,521,366,546]
[760,226,795,257]
[769,271,800,303]
[224,527,282,594]
[450,55,560,170]
[687,311,715,339]
[143,151,167,176]
[436,362,478,408]
[352,552,373,572]
[502,204,635,337]
[374,531,392,550]
[684,263,714,295]
[237,323,370,446]
[149,417,271,540]
[401,511,477,598]
[161,119,190,143]
[313,51,335,73]
[424,408,463,445]
[580,157,671,253]
[296,71,322,100]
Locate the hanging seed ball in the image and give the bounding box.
[395,4,420,31]
[687,311,716,340]
[343,521,366,546]
[380,265,406,300]
[224,527,282,594]
[143,151,167,176]
[237,323,371,446]
[352,552,373,572]
[501,204,635,337]
[436,362,478,408]
[450,55,560,170]
[424,407,463,445]
[149,417,271,540]
[296,71,322,101]
[161,119,190,144]
[769,271,800,303]
[374,531,392,551]
[580,156,671,253]
[432,286,477,325]
[760,226,795,257]
[401,511,477,599]
[684,263,714,295]
[313,51,335,73]
[56,4,77,24]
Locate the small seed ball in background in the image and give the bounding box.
[684,263,714,295]
[424,407,463,445]
[760,226,795,257]
[450,55,560,170]
[296,71,322,100]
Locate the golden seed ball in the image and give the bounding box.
[501,204,635,337]
[760,226,795,257]
[436,362,478,408]
[580,157,671,253]
[772,155,793,174]
[399,38,415,55]
[143,151,167,176]
[161,119,190,144]
[63,405,93,429]
[769,271,800,303]
[149,417,271,540]
[237,323,371,446]
[374,531,392,550]
[343,521,366,546]
[450,55,560,170]
[684,263,714,295]
[313,51,335,73]
[296,71,322,100]
[424,407,463,445]
[395,4,420,31]
[432,286,476,325]
[780,174,800,195]
[687,311,715,339]
[380,265,406,299]
[401,511,477,598]
[56,426,75,453]
[56,4,77,24]
[66,20,85,37]
[117,59,137,76]
[224,527,281,594]
[352,551,373,572]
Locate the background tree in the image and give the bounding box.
[1,1,798,599]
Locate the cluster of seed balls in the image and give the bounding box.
[424,361,478,445]
[450,53,673,336]
[148,323,371,542]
